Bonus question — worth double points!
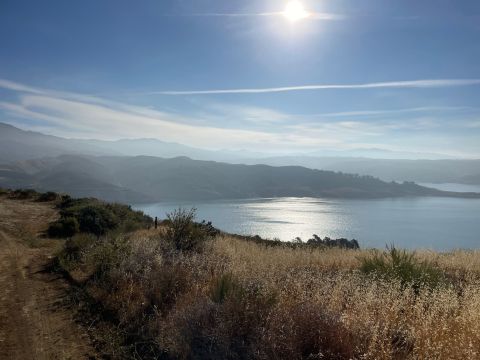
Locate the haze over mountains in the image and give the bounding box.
[0,122,259,163]
[3,153,479,203]
[241,157,480,185]
[1,122,479,203]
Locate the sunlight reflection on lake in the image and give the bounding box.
[135,196,480,250]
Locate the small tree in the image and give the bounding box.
[165,208,210,252]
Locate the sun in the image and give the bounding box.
[282,1,310,22]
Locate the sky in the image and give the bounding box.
[1,0,480,158]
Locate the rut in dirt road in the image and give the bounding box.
[0,198,96,360]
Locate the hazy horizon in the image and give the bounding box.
[1,0,480,158]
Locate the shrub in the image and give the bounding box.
[56,232,131,280]
[9,188,37,199]
[105,203,153,232]
[360,245,444,290]
[58,194,73,207]
[148,263,191,314]
[210,273,244,304]
[198,220,221,237]
[52,196,152,237]
[166,279,277,360]
[56,233,97,271]
[48,216,80,238]
[36,191,59,202]
[232,233,360,250]
[120,218,145,233]
[258,302,359,359]
[77,205,118,236]
[307,234,360,249]
[165,208,212,252]
[89,234,130,277]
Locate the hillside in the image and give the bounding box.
[2,122,480,185]
[0,156,150,203]
[2,193,479,359]
[1,154,478,203]
[242,156,480,184]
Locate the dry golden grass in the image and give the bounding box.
[62,229,480,359]
[210,236,480,359]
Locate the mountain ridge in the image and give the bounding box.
[1,122,480,188]
[1,154,479,203]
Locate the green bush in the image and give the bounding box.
[48,217,80,238]
[56,232,130,279]
[360,246,444,291]
[77,205,118,236]
[165,208,211,252]
[36,191,59,202]
[9,189,37,199]
[107,203,152,233]
[49,196,152,238]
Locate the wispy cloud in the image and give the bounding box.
[313,106,475,118]
[151,79,480,96]
[0,78,335,149]
[466,120,480,128]
[0,79,44,94]
[0,78,479,156]
[164,12,344,20]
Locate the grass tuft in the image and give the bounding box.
[210,273,244,304]
[360,245,445,290]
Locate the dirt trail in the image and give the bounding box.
[0,198,95,359]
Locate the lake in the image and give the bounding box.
[135,189,480,251]
[419,183,480,193]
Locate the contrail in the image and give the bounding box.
[150,79,480,96]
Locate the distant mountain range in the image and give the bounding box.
[0,122,257,163]
[1,154,479,203]
[1,122,479,185]
[1,122,480,202]
[240,156,480,185]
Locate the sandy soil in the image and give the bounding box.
[0,197,96,359]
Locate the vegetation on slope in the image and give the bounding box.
[47,195,153,237]
[52,203,480,360]
[4,188,480,359]
[0,188,153,237]
[359,245,445,291]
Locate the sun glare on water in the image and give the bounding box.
[283,1,310,22]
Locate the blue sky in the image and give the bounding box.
[1,0,480,157]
